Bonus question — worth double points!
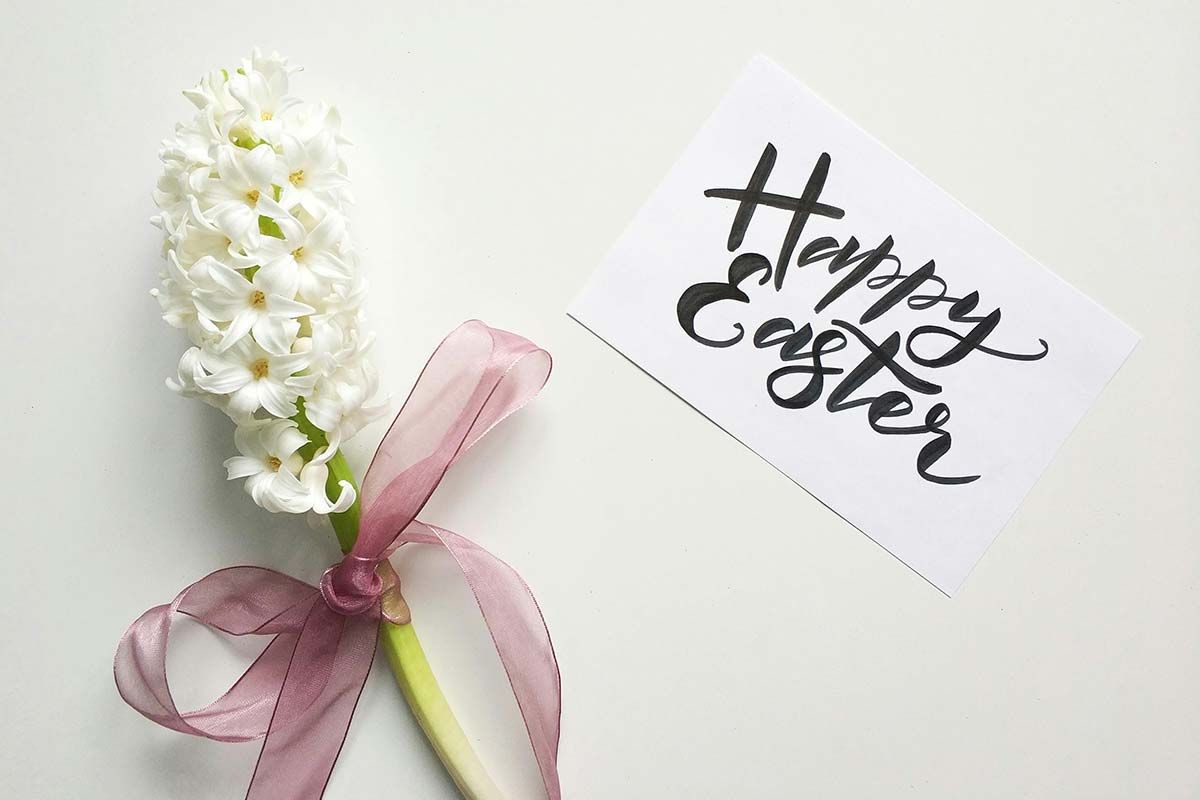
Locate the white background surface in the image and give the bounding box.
[0,2,1196,798]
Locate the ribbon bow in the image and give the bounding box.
[115,321,560,799]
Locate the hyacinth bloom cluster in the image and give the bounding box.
[151,50,385,514]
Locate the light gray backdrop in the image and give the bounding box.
[0,1,1196,798]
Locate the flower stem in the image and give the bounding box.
[381,619,504,800]
[294,406,502,799]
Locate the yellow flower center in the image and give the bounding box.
[246,189,260,205]
[265,456,282,471]
[250,358,270,380]
[288,169,305,186]
[260,111,273,121]
[249,290,267,308]
[291,246,305,261]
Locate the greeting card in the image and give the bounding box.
[570,55,1137,594]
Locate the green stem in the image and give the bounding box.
[293,404,502,799]
[382,620,504,800]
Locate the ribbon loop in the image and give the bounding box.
[115,321,562,800]
[113,566,319,742]
[357,320,552,558]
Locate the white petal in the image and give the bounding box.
[255,193,293,221]
[259,380,298,418]
[204,260,253,294]
[305,251,351,280]
[195,366,252,394]
[242,144,278,187]
[233,419,269,457]
[285,373,318,395]
[309,427,342,464]
[273,466,305,492]
[306,131,338,170]
[275,425,309,459]
[218,310,258,351]
[271,352,310,376]
[265,295,314,318]
[304,212,344,252]
[301,462,355,514]
[216,146,249,190]
[210,205,259,249]
[224,456,264,480]
[193,290,245,324]
[228,383,263,416]
[255,260,299,299]
[252,317,297,356]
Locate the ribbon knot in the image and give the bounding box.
[319,556,382,617]
[114,321,561,800]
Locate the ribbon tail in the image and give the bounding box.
[246,603,380,800]
[114,566,321,742]
[400,520,563,800]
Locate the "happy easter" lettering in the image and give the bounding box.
[676,144,1050,485]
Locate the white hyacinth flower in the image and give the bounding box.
[152,49,386,515]
[196,336,315,419]
[253,198,353,303]
[223,419,315,514]
[198,144,277,248]
[193,259,314,354]
[277,130,350,215]
[151,252,214,342]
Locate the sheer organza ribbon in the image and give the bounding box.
[114,321,560,799]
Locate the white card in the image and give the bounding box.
[569,55,1138,595]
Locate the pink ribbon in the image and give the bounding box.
[115,321,560,799]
